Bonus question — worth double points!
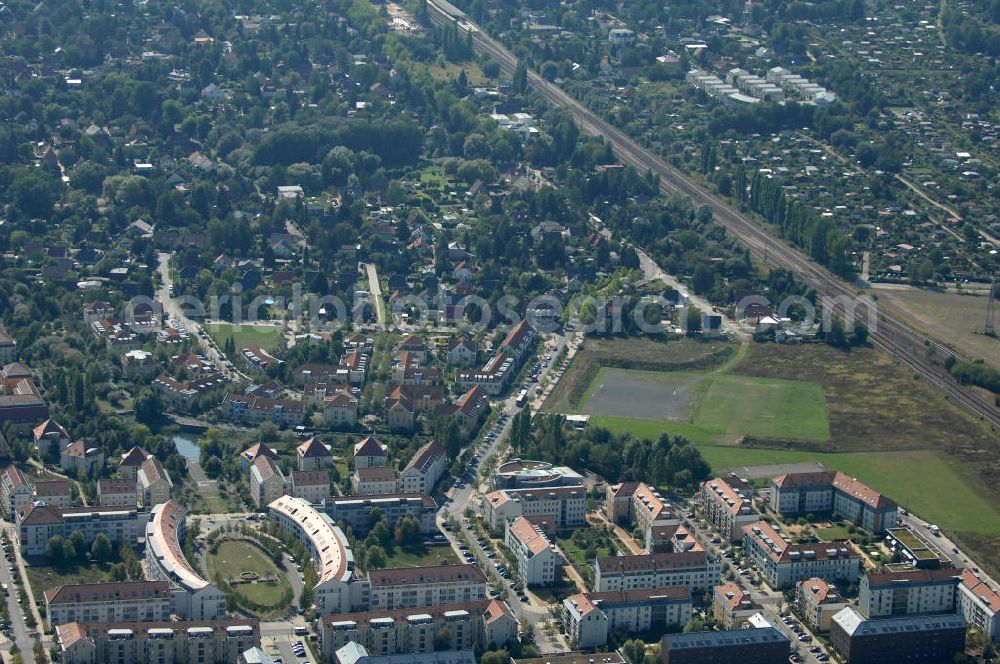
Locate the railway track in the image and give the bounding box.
[426,0,1000,429]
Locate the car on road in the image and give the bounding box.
[809,646,821,653]
[798,634,810,642]
[817,654,829,662]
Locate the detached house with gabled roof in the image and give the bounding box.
[61,439,105,474]
[33,419,70,457]
[118,446,150,480]
[297,437,333,471]
[353,436,389,470]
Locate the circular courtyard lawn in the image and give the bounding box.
[205,539,292,614]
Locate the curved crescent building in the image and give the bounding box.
[145,500,226,620]
[268,495,365,613]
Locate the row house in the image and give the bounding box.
[367,564,487,610]
[17,503,148,558]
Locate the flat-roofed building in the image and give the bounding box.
[830,607,966,664]
[268,495,363,614]
[55,619,260,664]
[324,493,437,535]
[594,552,721,593]
[145,501,226,620]
[562,587,692,649]
[320,599,516,660]
[661,627,790,664]
[958,568,1000,642]
[700,475,758,541]
[505,517,564,587]
[858,567,960,618]
[742,520,859,589]
[97,479,137,507]
[484,486,587,529]
[367,564,487,610]
[797,578,850,631]
[45,581,171,627]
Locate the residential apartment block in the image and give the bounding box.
[742,521,860,589]
[297,437,333,470]
[606,482,679,535]
[958,569,1000,642]
[45,581,171,627]
[97,479,137,507]
[353,436,389,469]
[138,457,173,509]
[367,564,487,610]
[251,456,287,508]
[505,516,564,587]
[353,467,400,496]
[55,619,260,664]
[1,465,32,518]
[398,441,446,495]
[34,479,73,509]
[268,495,364,614]
[562,587,692,649]
[712,582,763,630]
[320,600,516,660]
[797,578,850,631]
[593,552,721,593]
[291,470,328,504]
[335,644,476,664]
[484,485,587,529]
[859,567,960,618]
[699,475,758,541]
[146,501,226,620]
[17,503,148,558]
[770,471,899,533]
[323,493,437,535]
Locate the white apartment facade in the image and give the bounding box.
[593,552,721,593]
[700,476,758,541]
[562,587,692,649]
[484,486,587,529]
[505,517,563,587]
[367,564,487,610]
[742,521,860,589]
[45,581,171,627]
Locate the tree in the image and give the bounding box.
[366,544,387,569]
[68,530,85,559]
[692,264,714,295]
[91,534,112,562]
[623,639,646,664]
[684,306,703,334]
[394,514,423,549]
[434,415,463,462]
[134,389,163,427]
[433,626,453,651]
[513,62,528,94]
[47,535,66,566]
[481,650,509,664]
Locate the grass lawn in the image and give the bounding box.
[26,562,113,594]
[204,323,282,353]
[381,545,460,568]
[693,374,829,441]
[206,540,289,608]
[814,524,855,542]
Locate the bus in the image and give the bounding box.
[515,389,529,408]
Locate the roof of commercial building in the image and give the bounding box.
[268,495,352,586]
[146,500,209,591]
[367,564,485,587]
[831,606,966,637]
[663,627,789,649]
[44,580,170,605]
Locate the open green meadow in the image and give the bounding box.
[204,323,283,353]
[206,540,290,609]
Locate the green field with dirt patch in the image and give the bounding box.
[204,323,283,353]
[875,286,1000,371]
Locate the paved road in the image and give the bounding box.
[156,252,248,382]
[0,527,35,659]
[363,263,387,329]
